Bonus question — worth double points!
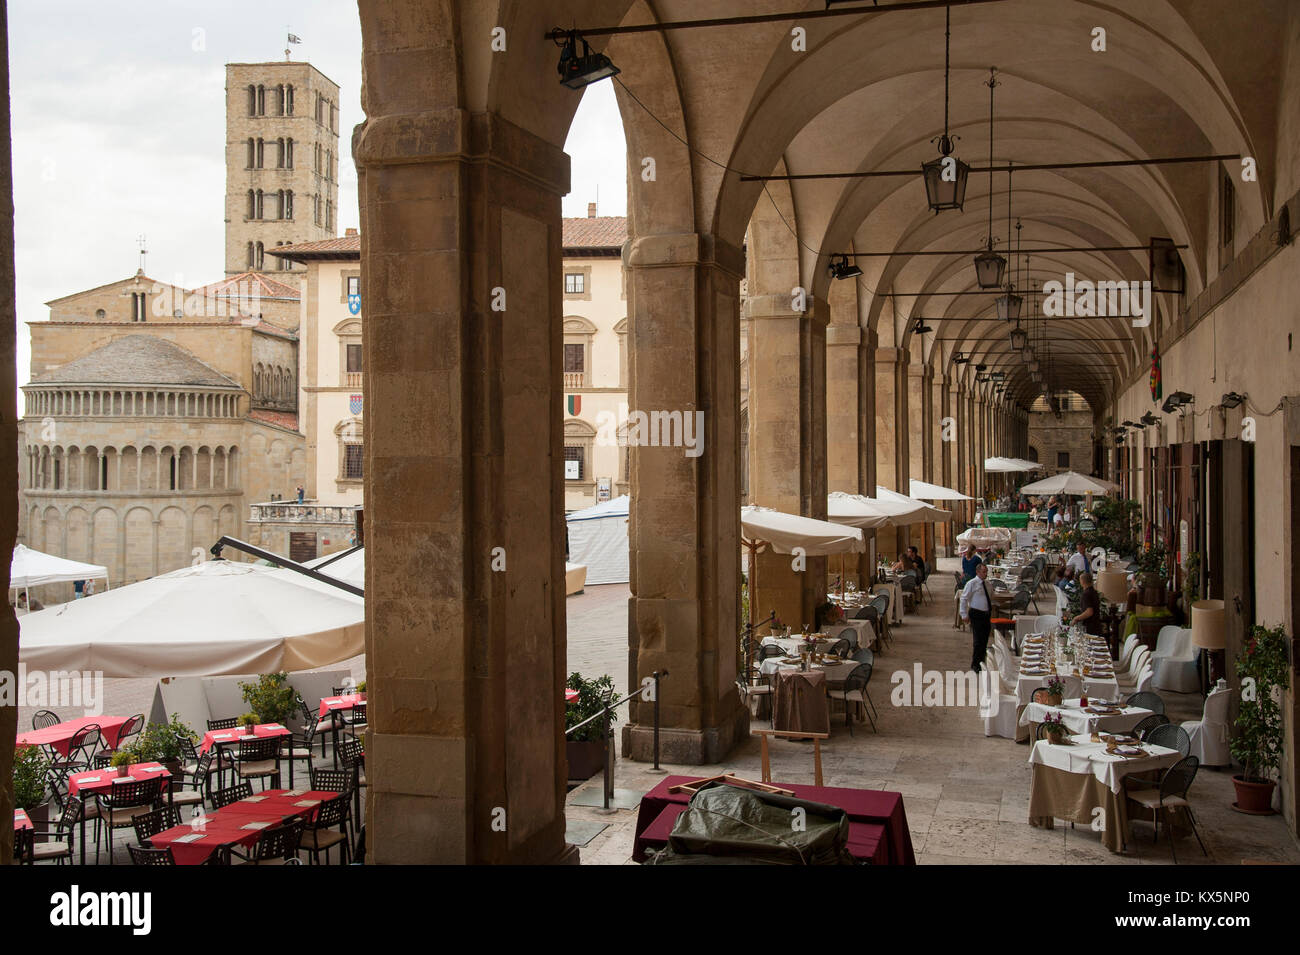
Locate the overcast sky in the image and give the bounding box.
[9,0,626,392]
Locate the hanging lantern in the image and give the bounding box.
[921,8,969,213]
[1009,323,1027,351]
[974,249,1006,289]
[995,288,1022,321]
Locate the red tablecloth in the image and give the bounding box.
[14,808,32,832]
[68,762,172,798]
[633,775,915,865]
[318,694,365,719]
[565,689,579,703]
[16,716,130,757]
[199,723,291,754]
[149,789,340,865]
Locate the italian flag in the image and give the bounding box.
[567,395,581,415]
[1149,345,1161,401]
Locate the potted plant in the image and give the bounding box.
[132,713,199,777]
[1230,624,1290,814]
[1042,713,1067,744]
[109,747,136,778]
[238,671,298,726]
[239,713,259,735]
[13,743,49,820]
[565,672,616,781]
[1135,542,1168,606]
[1045,676,1066,707]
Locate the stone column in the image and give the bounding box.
[874,348,902,560]
[826,285,875,583]
[906,359,926,554]
[621,232,749,765]
[353,105,570,863]
[747,287,828,630]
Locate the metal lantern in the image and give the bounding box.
[922,142,970,213]
[973,248,1006,289]
[995,289,1022,321]
[1009,324,1027,351]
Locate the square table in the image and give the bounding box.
[771,669,829,734]
[633,776,914,864]
[318,694,365,720]
[149,789,339,865]
[201,723,294,791]
[68,762,174,864]
[1019,699,1151,738]
[1027,734,1182,852]
[16,715,130,757]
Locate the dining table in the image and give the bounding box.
[148,788,338,864]
[1019,699,1153,738]
[1028,733,1184,852]
[14,808,32,832]
[633,775,915,864]
[67,762,174,865]
[769,669,830,734]
[200,723,294,792]
[16,715,131,758]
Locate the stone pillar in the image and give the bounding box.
[747,288,828,630]
[353,103,570,862]
[826,285,875,585]
[906,359,926,554]
[0,0,17,863]
[874,348,902,559]
[621,232,749,765]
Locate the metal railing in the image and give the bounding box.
[564,670,668,810]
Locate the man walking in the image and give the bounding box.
[960,562,993,672]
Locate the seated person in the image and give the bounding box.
[1054,565,1075,591]
[960,543,983,583]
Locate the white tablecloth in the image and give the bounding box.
[758,658,859,682]
[761,636,834,655]
[1028,734,1182,794]
[1015,673,1120,706]
[1019,700,1152,735]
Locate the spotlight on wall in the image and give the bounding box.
[953,352,970,364]
[1140,412,1160,426]
[975,363,987,372]
[555,31,620,89]
[828,254,863,281]
[912,319,934,334]
[1161,390,1194,413]
[1220,391,1246,409]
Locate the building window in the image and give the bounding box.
[347,276,360,297]
[256,85,265,116]
[247,85,256,116]
[131,292,146,322]
[256,138,264,168]
[247,242,255,268]
[1057,451,1070,469]
[285,138,293,169]
[255,242,264,270]
[346,343,363,374]
[1220,172,1235,253]
[563,445,584,481]
[246,138,255,168]
[247,190,256,219]
[564,273,585,294]
[564,343,585,379]
[255,190,264,219]
[343,443,363,479]
[325,149,332,183]
[95,308,106,320]
[314,193,322,226]
[285,84,294,115]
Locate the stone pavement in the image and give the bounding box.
[563,563,1300,865]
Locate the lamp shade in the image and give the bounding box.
[1191,599,1225,649]
[973,249,1007,289]
[1096,569,1130,605]
[922,155,970,212]
[995,290,1022,322]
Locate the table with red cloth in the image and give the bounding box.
[14,808,32,832]
[66,762,174,865]
[633,775,915,865]
[16,715,130,757]
[149,789,338,865]
[201,723,294,790]
[318,694,365,719]
[565,689,579,703]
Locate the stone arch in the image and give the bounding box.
[123,506,154,584]
[192,505,216,555]
[157,505,188,575]
[65,506,90,562]
[91,507,119,583]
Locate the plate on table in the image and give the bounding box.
[1116,747,1146,757]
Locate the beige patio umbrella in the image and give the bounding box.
[741,505,865,627]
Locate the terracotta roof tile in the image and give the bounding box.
[248,409,300,432]
[195,271,301,301]
[562,216,627,251]
[268,236,361,260]
[30,335,241,389]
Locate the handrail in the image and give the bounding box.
[564,670,669,809]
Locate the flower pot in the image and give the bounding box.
[1231,775,1277,815]
[1046,693,1063,707]
[1136,572,1166,607]
[565,739,607,781]
[243,725,257,736]
[116,765,129,778]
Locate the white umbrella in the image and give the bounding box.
[827,491,908,529]
[11,544,109,588]
[19,559,364,678]
[1019,471,1114,496]
[908,479,973,501]
[984,456,1036,473]
[876,487,953,522]
[741,506,864,627]
[306,546,365,589]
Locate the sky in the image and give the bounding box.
[9,0,626,393]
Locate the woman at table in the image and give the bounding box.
[960,544,983,583]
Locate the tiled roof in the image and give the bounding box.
[30,335,241,389]
[562,216,627,251]
[195,272,301,301]
[248,409,300,432]
[268,236,361,260]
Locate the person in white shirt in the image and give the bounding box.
[959,563,993,672]
[1065,541,1090,576]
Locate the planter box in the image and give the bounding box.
[566,740,607,781]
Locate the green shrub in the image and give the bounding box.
[13,744,48,810]
[238,672,298,725]
[1230,624,1290,782]
[132,713,199,763]
[565,672,617,744]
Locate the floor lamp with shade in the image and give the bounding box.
[1192,598,1226,692]
[1096,569,1131,658]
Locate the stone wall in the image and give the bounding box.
[1027,409,1095,473]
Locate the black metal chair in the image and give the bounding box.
[1127,755,1207,863]
[91,751,113,770]
[338,737,367,823]
[239,817,306,865]
[114,713,146,751]
[1029,687,1053,705]
[48,724,101,799]
[1145,723,1191,757]
[1036,721,1066,741]
[32,710,61,731]
[1126,691,1166,715]
[301,792,352,865]
[25,797,81,865]
[1131,714,1170,739]
[95,776,164,865]
[232,736,282,791]
[298,694,334,760]
[282,712,323,770]
[828,638,852,658]
[128,844,177,865]
[826,663,876,735]
[311,766,358,845]
[212,782,254,809]
[132,804,182,846]
[13,825,34,864]
[206,717,238,731]
[758,644,785,660]
[852,647,874,666]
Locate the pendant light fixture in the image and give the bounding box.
[995,208,1023,321]
[973,67,1006,288]
[921,6,970,213]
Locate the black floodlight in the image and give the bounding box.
[1161,390,1194,413]
[556,31,619,89]
[828,254,863,281]
[1221,391,1246,409]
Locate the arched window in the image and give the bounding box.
[256,84,265,115]
[276,138,285,168]
[246,138,255,168]
[247,190,255,219]
[285,84,294,115]
[285,138,293,169]
[325,149,332,182]
[313,193,321,226]
[255,242,264,270]
[277,84,286,116]
[255,190,264,219]
[247,85,256,116]
[255,138,264,168]
[247,242,255,268]
[283,190,293,220]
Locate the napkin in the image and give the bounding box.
[243,795,266,802]
[174,832,206,843]
[213,733,233,740]
[293,799,320,807]
[283,790,305,796]
[240,821,270,831]
[79,775,101,783]
[139,765,165,773]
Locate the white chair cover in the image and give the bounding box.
[981,665,1020,739]
[1054,588,1069,616]
[1182,687,1231,766]
[1134,664,1154,693]
[1152,626,1200,692]
[1035,614,1061,633]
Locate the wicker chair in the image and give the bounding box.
[1132,714,1170,739]
[1126,691,1166,715]
[1127,756,1208,863]
[1145,723,1191,757]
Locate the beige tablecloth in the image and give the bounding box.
[873,582,903,624]
[772,669,829,734]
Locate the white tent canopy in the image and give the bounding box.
[827,491,910,529]
[11,544,108,589]
[19,559,365,678]
[984,456,1040,473]
[908,479,973,501]
[1019,471,1114,496]
[741,506,865,555]
[876,486,953,522]
[306,546,365,589]
[566,495,629,585]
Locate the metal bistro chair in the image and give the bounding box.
[338,737,367,824]
[114,713,146,752]
[212,782,254,809]
[828,638,852,658]
[1132,714,1170,739]
[95,776,165,865]
[132,804,182,846]
[232,736,283,791]
[1144,723,1192,758]
[299,695,336,761]
[826,663,877,735]
[24,796,82,865]
[311,766,359,846]
[128,845,177,866]
[1126,691,1166,715]
[239,817,306,866]
[48,724,102,805]
[171,749,215,812]
[300,792,352,865]
[207,717,239,731]
[758,644,785,660]
[32,709,61,731]
[1127,756,1208,863]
